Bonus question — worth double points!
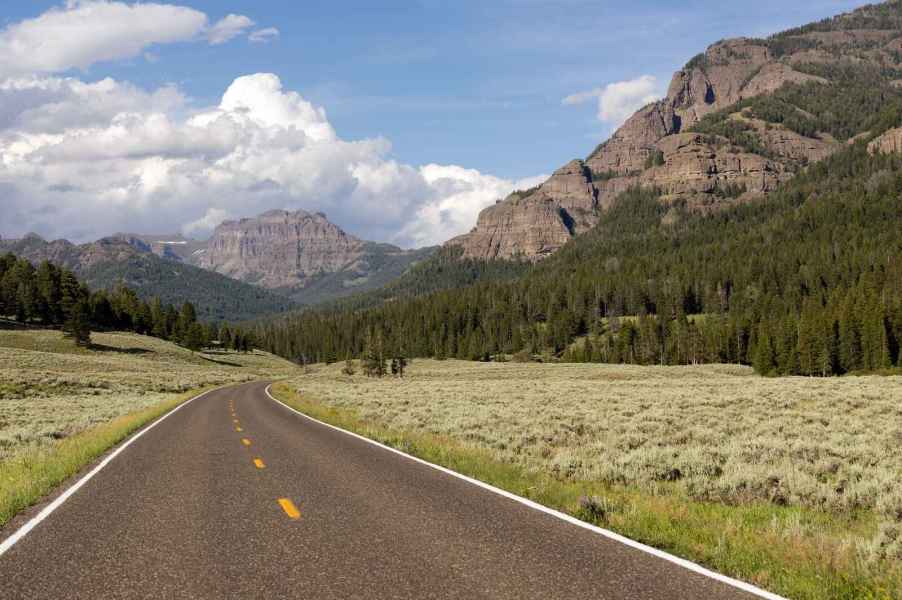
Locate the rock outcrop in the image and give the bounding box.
[447,11,899,261]
[195,209,433,302]
[199,210,364,290]
[868,126,902,155]
[448,160,597,260]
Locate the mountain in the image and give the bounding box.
[0,235,293,322]
[114,233,206,263]
[194,209,435,305]
[448,1,902,260]
[251,1,902,377]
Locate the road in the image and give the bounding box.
[0,381,774,599]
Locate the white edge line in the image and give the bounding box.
[265,383,786,600]
[0,386,222,558]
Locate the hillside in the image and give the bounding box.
[253,106,902,374]
[0,235,294,322]
[448,0,902,261]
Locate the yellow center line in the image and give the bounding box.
[233,419,240,424]
[253,458,266,469]
[235,426,243,432]
[241,438,251,447]
[278,498,301,520]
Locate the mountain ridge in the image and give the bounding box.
[447,1,902,261]
[0,234,294,322]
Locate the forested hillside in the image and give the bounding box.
[253,140,902,375]
[0,253,254,352]
[248,2,902,376]
[0,236,293,322]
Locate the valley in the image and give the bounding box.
[1,1,901,599]
[271,359,902,598]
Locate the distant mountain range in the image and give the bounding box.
[1,208,435,320]
[0,234,293,322]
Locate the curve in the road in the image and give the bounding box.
[0,381,786,599]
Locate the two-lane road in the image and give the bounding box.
[0,382,776,599]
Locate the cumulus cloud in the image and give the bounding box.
[563,75,663,128]
[207,14,255,45]
[398,167,547,247]
[0,72,540,247]
[183,208,233,237]
[249,28,280,44]
[0,1,262,78]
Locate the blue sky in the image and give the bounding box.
[0,1,871,245]
[4,0,869,178]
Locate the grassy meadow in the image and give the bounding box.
[0,329,298,526]
[275,360,902,599]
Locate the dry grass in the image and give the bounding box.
[282,360,902,598]
[0,330,297,460]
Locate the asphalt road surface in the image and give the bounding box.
[0,381,774,599]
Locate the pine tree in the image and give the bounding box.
[752,330,776,375]
[182,322,206,352]
[63,299,92,347]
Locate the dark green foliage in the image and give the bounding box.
[684,52,709,72]
[79,253,294,322]
[362,330,387,377]
[181,322,207,352]
[691,118,776,159]
[691,64,902,147]
[0,252,227,352]
[62,299,92,347]
[644,150,665,169]
[300,245,531,314]
[251,143,902,377]
[772,1,902,37]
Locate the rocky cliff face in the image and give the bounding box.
[868,126,902,155]
[198,210,364,290]
[448,160,597,260]
[195,209,434,302]
[448,3,902,261]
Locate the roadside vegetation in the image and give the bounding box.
[0,329,297,528]
[273,360,902,599]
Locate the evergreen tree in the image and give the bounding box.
[182,322,206,352]
[63,299,92,347]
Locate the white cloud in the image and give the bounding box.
[398,166,547,247]
[249,28,280,44]
[0,72,540,247]
[207,14,255,45]
[0,2,263,78]
[183,208,233,237]
[563,75,663,128]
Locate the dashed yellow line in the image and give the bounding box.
[278,498,301,520]
[241,438,251,447]
[235,426,243,432]
[253,458,266,469]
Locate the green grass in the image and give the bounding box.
[0,386,212,528]
[271,380,901,600]
[0,329,299,526]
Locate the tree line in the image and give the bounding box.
[250,141,902,376]
[0,253,255,352]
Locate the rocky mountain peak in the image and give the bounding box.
[448,3,899,261]
[198,208,363,291]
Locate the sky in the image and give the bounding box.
[0,0,871,247]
